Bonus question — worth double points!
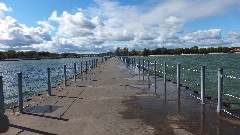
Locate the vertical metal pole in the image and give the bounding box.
[74,63,76,81]
[64,65,67,86]
[85,61,88,74]
[0,76,4,113]
[47,68,51,96]
[18,72,23,113]
[81,62,83,75]
[138,59,141,80]
[95,59,97,67]
[155,61,157,93]
[201,66,205,104]
[148,60,150,71]
[92,60,94,69]
[177,63,180,91]
[132,58,134,67]
[143,59,145,80]
[164,62,167,102]
[89,60,91,70]
[94,59,96,68]
[217,68,223,113]
[135,58,136,68]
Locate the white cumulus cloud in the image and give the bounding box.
[1,1,240,53]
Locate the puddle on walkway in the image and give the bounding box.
[120,92,240,135]
[119,64,240,134]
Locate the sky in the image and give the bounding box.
[0,0,240,53]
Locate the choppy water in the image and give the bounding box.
[135,54,240,109]
[0,57,101,107]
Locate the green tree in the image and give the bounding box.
[190,46,199,54]
[129,49,138,56]
[142,48,150,56]
[122,47,129,56]
[114,47,122,56]
[199,48,207,54]
[174,48,184,55]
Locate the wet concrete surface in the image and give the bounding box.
[120,65,240,135]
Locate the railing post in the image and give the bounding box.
[96,59,98,67]
[64,65,67,86]
[138,59,141,80]
[217,68,223,113]
[148,60,150,71]
[47,68,51,96]
[17,72,23,113]
[132,58,133,67]
[74,63,77,81]
[164,62,167,101]
[0,76,4,113]
[201,66,205,104]
[81,62,83,75]
[177,63,180,91]
[154,61,157,93]
[85,61,88,74]
[142,59,145,80]
[92,60,94,69]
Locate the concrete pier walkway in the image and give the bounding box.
[3,57,240,135]
[3,58,153,135]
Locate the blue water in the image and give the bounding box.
[0,57,102,107]
[135,54,240,108]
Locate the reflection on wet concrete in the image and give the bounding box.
[26,105,62,114]
[120,64,240,134]
[201,104,205,134]
[177,90,181,112]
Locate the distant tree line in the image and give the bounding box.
[0,50,58,59]
[0,50,112,60]
[114,46,235,56]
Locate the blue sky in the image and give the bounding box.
[0,0,240,53]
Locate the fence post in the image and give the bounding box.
[92,60,94,69]
[81,62,83,75]
[142,59,145,80]
[64,65,67,86]
[217,68,223,113]
[131,58,133,68]
[74,63,76,81]
[17,72,23,113]
[47,68,51,96]
[133,58,135,68]
[154,61,157,93]
[85,61,88,74]
[0,76,4,113]
[94,59,97,68]
[148,60,150,71]
[94,59,97,67]
[201,66,205,104]
[164,62,167,102]
[177,63,180,91]
[138,59,141,80]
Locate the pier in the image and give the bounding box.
[1,57,240,134]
